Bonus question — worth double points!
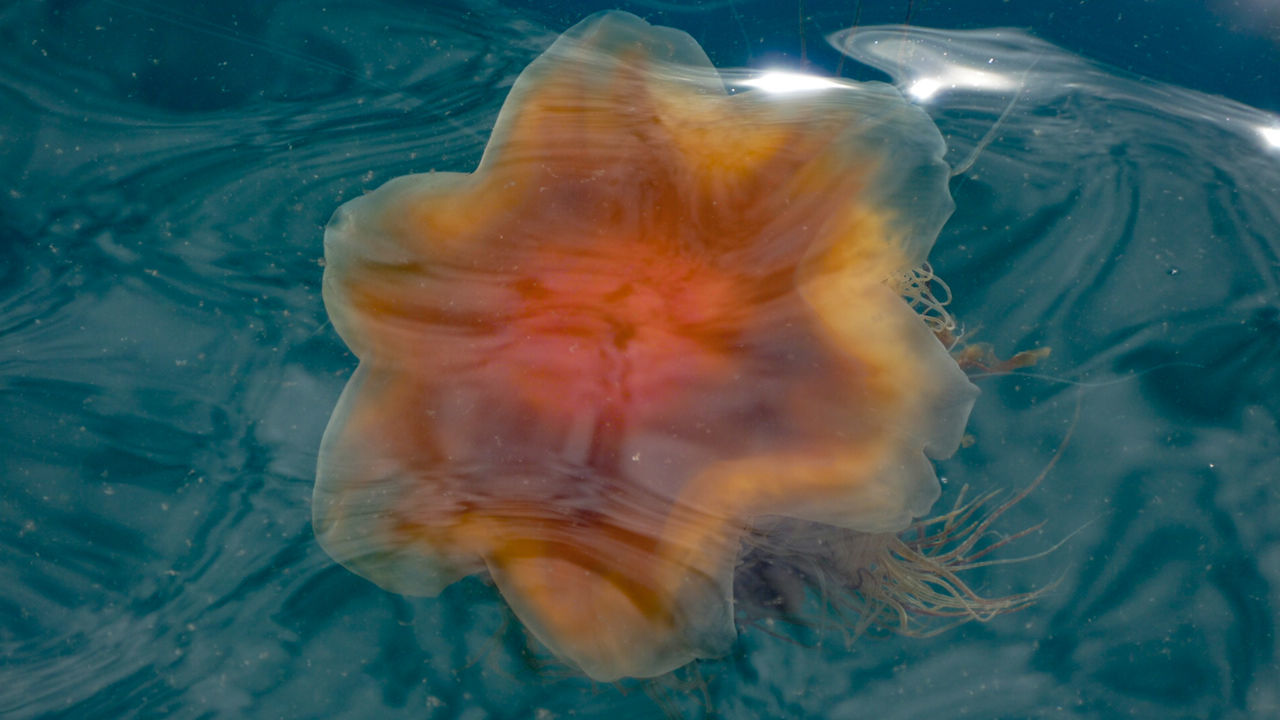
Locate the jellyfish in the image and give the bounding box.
[314,10,988,682]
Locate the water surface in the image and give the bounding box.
[3,1,1278,717]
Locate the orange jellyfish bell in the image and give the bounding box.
[314,10,978,681]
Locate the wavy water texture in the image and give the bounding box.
[838,25,1280,718]
[2,1,1279,719]
[0,1,554,716]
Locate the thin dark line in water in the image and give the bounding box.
[968,361,1206,387]
[832,0,863,79]
[301,318,332,343]
[951,54,1045,180]
[797,0,808,66]
[728,0,754,62]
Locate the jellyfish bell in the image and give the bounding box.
[314,10,983,682]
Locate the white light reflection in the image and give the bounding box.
[907,66,1018,102]
[740,71,843,93]
[907,78,943,102]
[1259,125,1280,152]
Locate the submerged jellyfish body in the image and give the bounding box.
[314,11,981,681]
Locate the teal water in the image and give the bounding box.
[2,1,1278,718]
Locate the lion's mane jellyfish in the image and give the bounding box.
[314,11,1027,682]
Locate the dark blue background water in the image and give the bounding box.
[3,1,1278,718]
